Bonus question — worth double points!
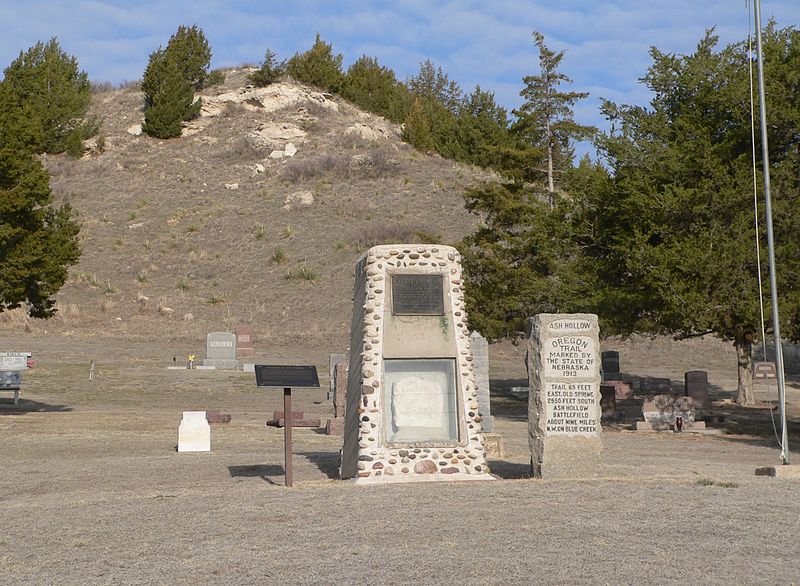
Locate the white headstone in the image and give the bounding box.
[177,411,211,452]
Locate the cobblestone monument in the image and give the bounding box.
[527,313,602,478]
[340,245,493,483]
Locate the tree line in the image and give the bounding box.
[1,23,799,407]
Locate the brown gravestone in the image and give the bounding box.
[325,360,349,436]
[684,370,710,410]
[235,324,255,358]
[599,384,617,422]
[753,362,777,380]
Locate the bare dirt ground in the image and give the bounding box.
[2,333,800,585]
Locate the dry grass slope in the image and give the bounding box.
[20,68,492,346]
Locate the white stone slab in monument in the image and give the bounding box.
[177,411,211,452]
[527,314,602,478]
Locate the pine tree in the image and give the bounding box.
[0,142,80,317]
[141,48,199,139]
[249,49,286,87]
[163,25,212,90]
[569,26,800,405]
[513,32,595,207]
[0,37,94,155]
[407,59,463,113]
[340,55,411,123]
[286,34,343,93]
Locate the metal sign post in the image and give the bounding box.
[254,365,320,487]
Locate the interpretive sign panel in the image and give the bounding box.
[527,314,602,478]
[391,274,444,315]
[255,365,320,389]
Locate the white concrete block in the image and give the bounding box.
[178,411,211,452]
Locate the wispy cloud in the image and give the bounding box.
[1,0,796,155]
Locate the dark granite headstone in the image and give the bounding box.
[684,370,710,410]
[640,377,672,394]
[601,351,620,375]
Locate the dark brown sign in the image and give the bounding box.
[255,365,320,388]
[391,274,444,315]
[753,362,777,380]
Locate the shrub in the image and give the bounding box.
[286,34,343,93]
[205,69,226,88]
[249,49,286,87]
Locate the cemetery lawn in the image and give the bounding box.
[2,334,799,585]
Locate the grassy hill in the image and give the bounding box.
[1,68,490,349]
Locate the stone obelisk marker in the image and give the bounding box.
[527,313,602,478]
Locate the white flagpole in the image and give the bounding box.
[754,0,789,464]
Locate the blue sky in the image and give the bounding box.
[1,1,797,158]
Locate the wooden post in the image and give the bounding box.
[284,387,293,487]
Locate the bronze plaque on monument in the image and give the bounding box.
[391,275,444,315]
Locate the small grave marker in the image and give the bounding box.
[177,411,211,452]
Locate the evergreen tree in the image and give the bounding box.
[340,55,411,123]
[573,27,800,404]
[0,37,94,156]
[249,49,286,87]
[408,59,463,113]
[0,141,80,317]
[401,98,434,151]
[141,48,199,139]
[163,24,212,90]
[513,32,595,207]
[286,34,343,93]
[456,85,513,168]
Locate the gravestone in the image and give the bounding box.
[469,331,494,432]
[177,411,211,452]
[640,377,672,394]
[636,394,705,431]
[202,332,239,369]
[640,394,675,430]
[326,361,349,435]
[235,324,255,358]
[753,361,777,380]
[599,384,618,421]
[267,410,320,428]
[0,352,30,371]
[684,370,711,410]
[526,313,602,479]
[328,353,347,401]
[603,380,633,400]
[601,350,620,380]
[340,245,493,483]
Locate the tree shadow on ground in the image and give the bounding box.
[0,398,72,415]
[228,464,285,485]
[299,451,340,479]
[488,460,533,480]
